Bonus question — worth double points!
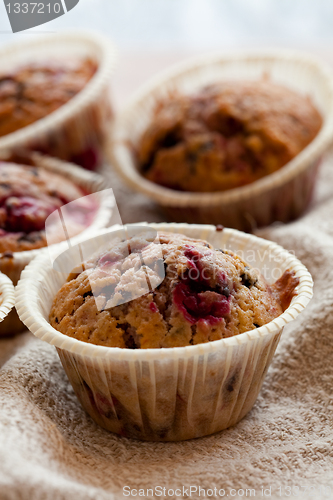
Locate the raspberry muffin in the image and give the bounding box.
[0,161,97,254]
[138,80,322,192]
[49,232,299,348]
[17,223,312,440]
[0,58,96,138]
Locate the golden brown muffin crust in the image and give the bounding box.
[50,232,299,349]
[138,80,322,192]
[0,58,96,138]
[0,162,94,253]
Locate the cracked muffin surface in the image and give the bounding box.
[49,231,299,349]
[138,80,322,192]
[0,58,96,138]
[0,162,97,253]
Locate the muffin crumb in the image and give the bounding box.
[50,232,299,349]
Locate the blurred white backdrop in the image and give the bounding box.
[1,0,333,49]
[1,0,333,106]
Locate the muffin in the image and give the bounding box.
[0,58,96,139]
[0,32,116,171]
[0,161,97,254]
[49,231,299,349]
[17,223,312,440]
[138,80,322,192]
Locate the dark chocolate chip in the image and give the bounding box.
[160,132,180,150]
[124,335,137,349]
[216,225,224,232]
[120,324,139,349]
[240,266,258,288]
[140,161,152,174]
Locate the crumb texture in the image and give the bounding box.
[50,232,298,348]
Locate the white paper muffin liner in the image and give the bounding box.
[15,223,313,441]
[0,31,117,171]
[111,49,333,230]
[0,273,15,325]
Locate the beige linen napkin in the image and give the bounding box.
[1,154,333,500]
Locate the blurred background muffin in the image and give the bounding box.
[138,81,322,192]
[112,50,333,230]
[0,153,113,334]
[0,160,97,254]
[0,32,116,171]
[0,58,96,138]
[0,152,113,286]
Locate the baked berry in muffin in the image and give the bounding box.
[0,162,96,253]
[138,80,322,192]
[0,58,96,138]
[49,231,299,348]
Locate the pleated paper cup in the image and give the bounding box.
[0,152,114,335]
[0,273,15,336]
[0,31,117,171]
[16,223,313,441]
[111,49,333,230]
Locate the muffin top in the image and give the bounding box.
[0,162,97,253]
[0,58,96,138]
[49,231,299,349]
[138,80,322,192]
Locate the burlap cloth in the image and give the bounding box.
[1,52,333,497]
